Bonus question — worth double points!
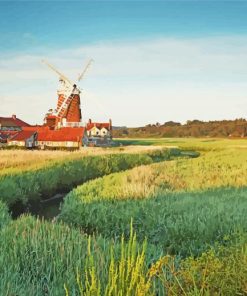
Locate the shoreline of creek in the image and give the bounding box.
[9,149,199,220]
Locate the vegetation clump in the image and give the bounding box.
[149,239,247,295]
[0,216,153,296]
[0,148,179,207]
[1,139,247,295]
[0,200,11,229]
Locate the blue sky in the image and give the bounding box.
[1,1,247,126]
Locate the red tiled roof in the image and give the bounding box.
[0,131,19,136]
[23,126,50,132]
[8,130,36,141]
[37,127,85,142]
[0,116,30,127]
[86,123,111,131]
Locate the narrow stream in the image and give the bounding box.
[10,193,66,220]
[9,150,200,220]
[35,193,66,220]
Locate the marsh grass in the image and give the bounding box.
[60,144,247,256]
[0,216,154,296]
[60,187,247,257]
[0,148,178,207]
[0,201,10,229]
[151,238,247,295]
[0,145,165,174]
[60,148,247,206]
[1,139,247,295]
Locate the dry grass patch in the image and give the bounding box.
[0,145,164,174]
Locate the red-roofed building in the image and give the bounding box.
[86,119,112,137]
[86,119,113,146]
[0,115,30,130]
[6,125,87,149]
[0,115,31,143]
[8,130,37,148]
[36,127,87,149]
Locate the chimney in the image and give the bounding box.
[12,114,16,120]
[89,118,92,124]
[109,119,112,127]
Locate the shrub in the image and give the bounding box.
[150,238,247,295]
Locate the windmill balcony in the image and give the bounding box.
[61,122,85,128]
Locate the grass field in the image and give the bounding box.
[0,138,247,295]
[0,145,164,174]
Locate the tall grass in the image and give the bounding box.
[116,137,247,152]
[0,216,154,296]
[0,145,166,174]
[59,149,247,205]
[0,201,11,229]
[59,187,247,257]
[150,237,247,295]
[1,215,246,295]
[59,146,247,256]
[0,148,179,207]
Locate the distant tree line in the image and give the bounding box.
[113,118,247,138]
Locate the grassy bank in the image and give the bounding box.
[58,149,247,204]
[0,148,181,207]
[1,215,246,295]
[1,138,247,295]
[59,146,247,256]
[0,145,166,174]
[60,187,247,257]
[0,201,11,230]
[115,137,247,152]
[0,216,154,296]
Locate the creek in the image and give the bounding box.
[10,193,66,220]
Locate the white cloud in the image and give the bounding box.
[1,35,247,126]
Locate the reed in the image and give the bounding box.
[59,145,247,257]
[0,201,11,229]
[150,236,247,295]
[60,186,247,257]
[0,216,154,296]
[0,148,178,207]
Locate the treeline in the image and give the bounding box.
[113,118,247,138]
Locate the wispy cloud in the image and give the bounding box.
[1,35,247,126]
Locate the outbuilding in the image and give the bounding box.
[36,127,87,149]
[8,130,37,148]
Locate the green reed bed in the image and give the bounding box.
[1,215,246,295]
[0,201,11,229]
[0,216,155,296]
[149,235,247,296]
[0,148,180,207]
[59,186,247,257]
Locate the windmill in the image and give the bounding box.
[42,59,93,129]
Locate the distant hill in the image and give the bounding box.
[112,119,247,138]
